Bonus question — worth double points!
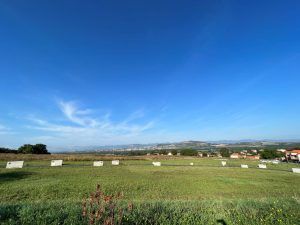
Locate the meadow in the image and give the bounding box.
[0,154,299,224]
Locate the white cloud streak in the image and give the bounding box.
[27,100,156,146]
[58,101,98,127]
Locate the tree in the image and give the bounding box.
[260,149,283,159]
[171,149,178,155]
[18,144,34,154]
[180,149,198,156]
[18,144,49,154]
[0,147,17,153]
[159,150,168,155]
[33,144,49,154]
[219,148,231,157]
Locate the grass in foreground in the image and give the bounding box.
[0,157,299,224]
[1,199,299,225]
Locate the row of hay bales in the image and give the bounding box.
[4,160,300,173]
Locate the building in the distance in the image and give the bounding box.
[250,149,258,154]
[230,153,240,159]
[246,155,260,160]
[277,149,286,153]
[286,150,300,162]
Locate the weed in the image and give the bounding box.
[82,184,132,225]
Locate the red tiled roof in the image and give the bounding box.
[246,155,260,159]
[291,150,300,154]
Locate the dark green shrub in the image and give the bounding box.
[180,149,198,156]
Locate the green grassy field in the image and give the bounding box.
[0,156,299,224]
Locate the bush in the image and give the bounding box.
[260,150,284,159]
[219,148,231,157]
[171,150,178,155]
[18,144,49,154]
[0,148,17,154]
[180,149,198,156]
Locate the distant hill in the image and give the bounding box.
[53,139,300,153]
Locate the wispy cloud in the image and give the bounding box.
[122,109,145,124]
[58,100,99,127]
[0,124,14,135]
[27,100,156,146]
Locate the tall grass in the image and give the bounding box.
[0,199,299,225]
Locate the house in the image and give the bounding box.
[250,149,258,154]
[230,153,240,159]
[177,152,181,156]
[198,152,203,157]
[167,152,173,156]
[246,155,260,160]
[286,150,300,162]
[277,149,286,153]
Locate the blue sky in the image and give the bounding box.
[0,0,300,150]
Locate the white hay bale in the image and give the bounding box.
[51,160,63,167]
[241,164,248,168]
[6,161,24,169]
[93,161,104,167]
[292,168,300,173]
[271,160,279,164]
[112,160,119,165]
[258,164,267,169]
[152,162,161,166]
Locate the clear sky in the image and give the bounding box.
[0,0,300,150]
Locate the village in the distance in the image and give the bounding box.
[46,140,300,163]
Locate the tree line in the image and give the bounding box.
[0,144,50,154]
[219,147,287,159]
